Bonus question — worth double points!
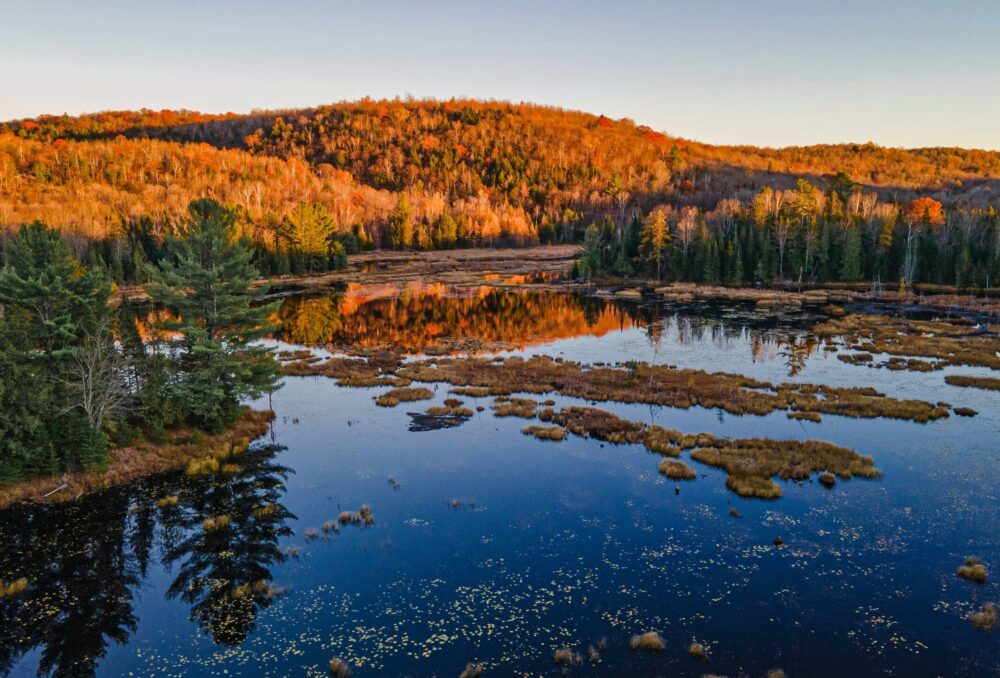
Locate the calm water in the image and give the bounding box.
[2,286,999,676]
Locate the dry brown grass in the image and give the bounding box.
[0,577,28,598]
[553,648,582,665]
[392,355,948,423]
[687,642,706,658]
[521,425,567,441]
[968,603,996,631]
[338,504,375,527]
[375,387,434,407]
[328,658,351,677]
[630,631,666,652]
[956,557,988,583]
[426,398,474,418]
[788,411,822,423]
[659,459,697,480]
[945,375,1000,391]
[0,408,274,510]
[491,396,538,418]
[725,474,782,499]
[458,663,483,678]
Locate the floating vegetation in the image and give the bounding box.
[521,425,567,441]
[630,631,666,652]
[202,515,231,531]
[391,355,949,422]
[338,504,374,527]
[329,658,352,677]
[729,507,741,518]
[687,642,706,658]
[388,476,400,490]
[450,386,492,397]
[375,387,434,407]
[156,495,179,509]
[818,472,837,488]
[788,411,822,423]
[815,313,1000,370]
[282,353,409,388]
[304,528,321,540]
[491,396,538,418]
[553,647,582,665]
[659,459,696,480]
[953,407,978,417]
[458,663,483,678]
[322,520,339,534]
[425,398,474,418]
[726,474,782,499]
[767,670,788,678]
[587,645,601,664]
[945,375,1000,391]
[956,557,988,583]
[0,577,28,598]
[968,603,996,631]
[838,352,873,365]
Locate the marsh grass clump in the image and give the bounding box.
[630,631,666,652]
[156,495,179,509]
[767,670,788,678]
[818,472,837,488]
[945,375,1000,391]
[659,459,697,480]
[202,515,231,531]
[339,504,375,527]
[687,642,706,659]
[322,520,339,534]
[491,396,538,418]
[304,528,321,540]
[329,658,351,677]
[968,603,996,631]
[953,407,978,417]
[725,473,782,499]
[458,663,483,678]
[956,557,988,583]
[450,386,492,397]
[522,425,567,441]
[788,411,822,423]
[553,648,582,665]
[0,577,28,598]
[587,645,601,664]
[426,399,474,418]
[838,352,873,365]
[375,387,433,407]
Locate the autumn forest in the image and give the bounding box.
[3,99,1000,287]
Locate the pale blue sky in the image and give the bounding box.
[2,0,999,149]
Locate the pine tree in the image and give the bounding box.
[146,199,281,432]
[388,194,414,249]
[840,226,862,281]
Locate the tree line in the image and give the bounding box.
[577,178,1000,289]
[0,199,280,485]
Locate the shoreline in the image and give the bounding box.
[0,408,275,511]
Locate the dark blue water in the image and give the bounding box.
[2,289,998,676]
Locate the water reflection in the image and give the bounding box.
[273,283,642,353]
[0,444,293,675]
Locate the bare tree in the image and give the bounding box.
[62,324,134,430]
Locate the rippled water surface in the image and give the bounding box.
[2,285,999,676]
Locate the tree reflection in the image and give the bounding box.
[0,490,138,676]
[0,443,294,674]
[160,444,294,645]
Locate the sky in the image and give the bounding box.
[2,0,999,149]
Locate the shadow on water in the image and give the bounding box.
[0,443,293,676]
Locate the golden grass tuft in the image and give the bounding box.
[968,603,996,631]
[202,515,231,531]
[687,642,706,658]
[945,375,1000,391]
[956,557,988,584]
[553,648,582,665]
[788,411,822,423]
[630,631,666,652]
[338,504,375,527]
[0,577,28,598]
[328,658,351,677]
[521,425,567,441]
[458,663,483,678]
[659,459,697,480]
[491,396,538,418]
[375,387,434,407]
[725,474,782,500]
[156,495,179,509]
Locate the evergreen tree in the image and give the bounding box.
[840,226,862,281]
[146,200,281,432]
[388,194,414,249]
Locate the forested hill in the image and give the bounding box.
[2,99,999,287]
